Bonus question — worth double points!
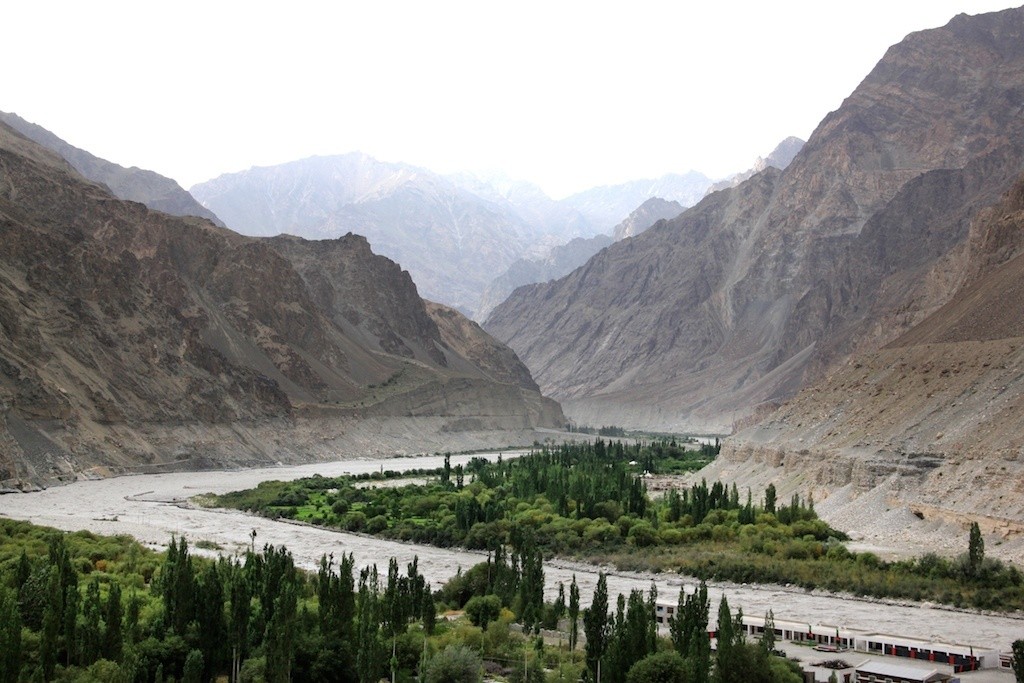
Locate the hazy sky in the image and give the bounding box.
[3,1,1015,198]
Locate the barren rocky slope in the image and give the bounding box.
[476,198,685,321]
[475,234,614,322]
[0,122,563,488]
[0,111,224,227]
[714,175,1024,561]
[486,7,1024,433]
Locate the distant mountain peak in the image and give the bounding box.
[707,136,806,195]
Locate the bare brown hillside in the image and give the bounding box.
[0,122,563,488]
[717,176,1024,560]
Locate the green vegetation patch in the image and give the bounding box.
[212,439,1024,611]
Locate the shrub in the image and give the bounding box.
[423,645,482,683]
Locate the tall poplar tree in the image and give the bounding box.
[0,587,22,683]
[568,575,581,652]
[584,572,610,681]
[103,581,123,662]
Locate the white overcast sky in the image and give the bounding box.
[2,1,1016,198]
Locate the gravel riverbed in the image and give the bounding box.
[0,453,1020,652]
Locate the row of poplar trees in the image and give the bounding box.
[0,534,437,683]
[582,573,796,683]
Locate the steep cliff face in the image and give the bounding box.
[486,7,1024,433]
[267,234,449,367]
[0,123,563,487]
[0,111,224,227]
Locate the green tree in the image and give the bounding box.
[421,583,436,636]
[669,582,710,683]
[228,560,252,683]
[423,644,481,683]
[968,522,985,577]
[626,651,689,683]
[356,565,384,683]
[196,561,227,680]
[160,536,196,634]
[569,575,581,651]
[584,572,610,681]
[40,567,61,681]
[183,649,204,683]
[80,577,103,666]
[760,610,775,653]
[608,589,655,682]
[764,484,777,515]
[103,581,124,662]
[265,581,297,683]
[465,595,502,630]
[0,587,22,683]
[1012,639,1024,683]
[63,582,80,666]
[714,595,736,683]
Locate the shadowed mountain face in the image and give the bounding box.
[0,111,225,227]
[485,7,1024,433]
[0,123,562,487]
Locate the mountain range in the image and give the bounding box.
[190,157,720,318]
[0,122,562,487]
[475,145,807,321]
[485,7,1024,435]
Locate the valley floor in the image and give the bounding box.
[0,454,1021,653]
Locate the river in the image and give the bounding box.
[0,451,1020,652]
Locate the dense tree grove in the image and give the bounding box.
[0,516,805,683]
[0,518,445,682]
[215,440,1024,610]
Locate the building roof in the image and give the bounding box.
[855,660,950,682]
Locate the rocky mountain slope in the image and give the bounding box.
[476,234,614,322]
[485,7,1024,434]
[0,111,224,227]
[0,122,562,488]
[712,174,1024,561]
[610,197,685,241]
[477,197,684,321]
